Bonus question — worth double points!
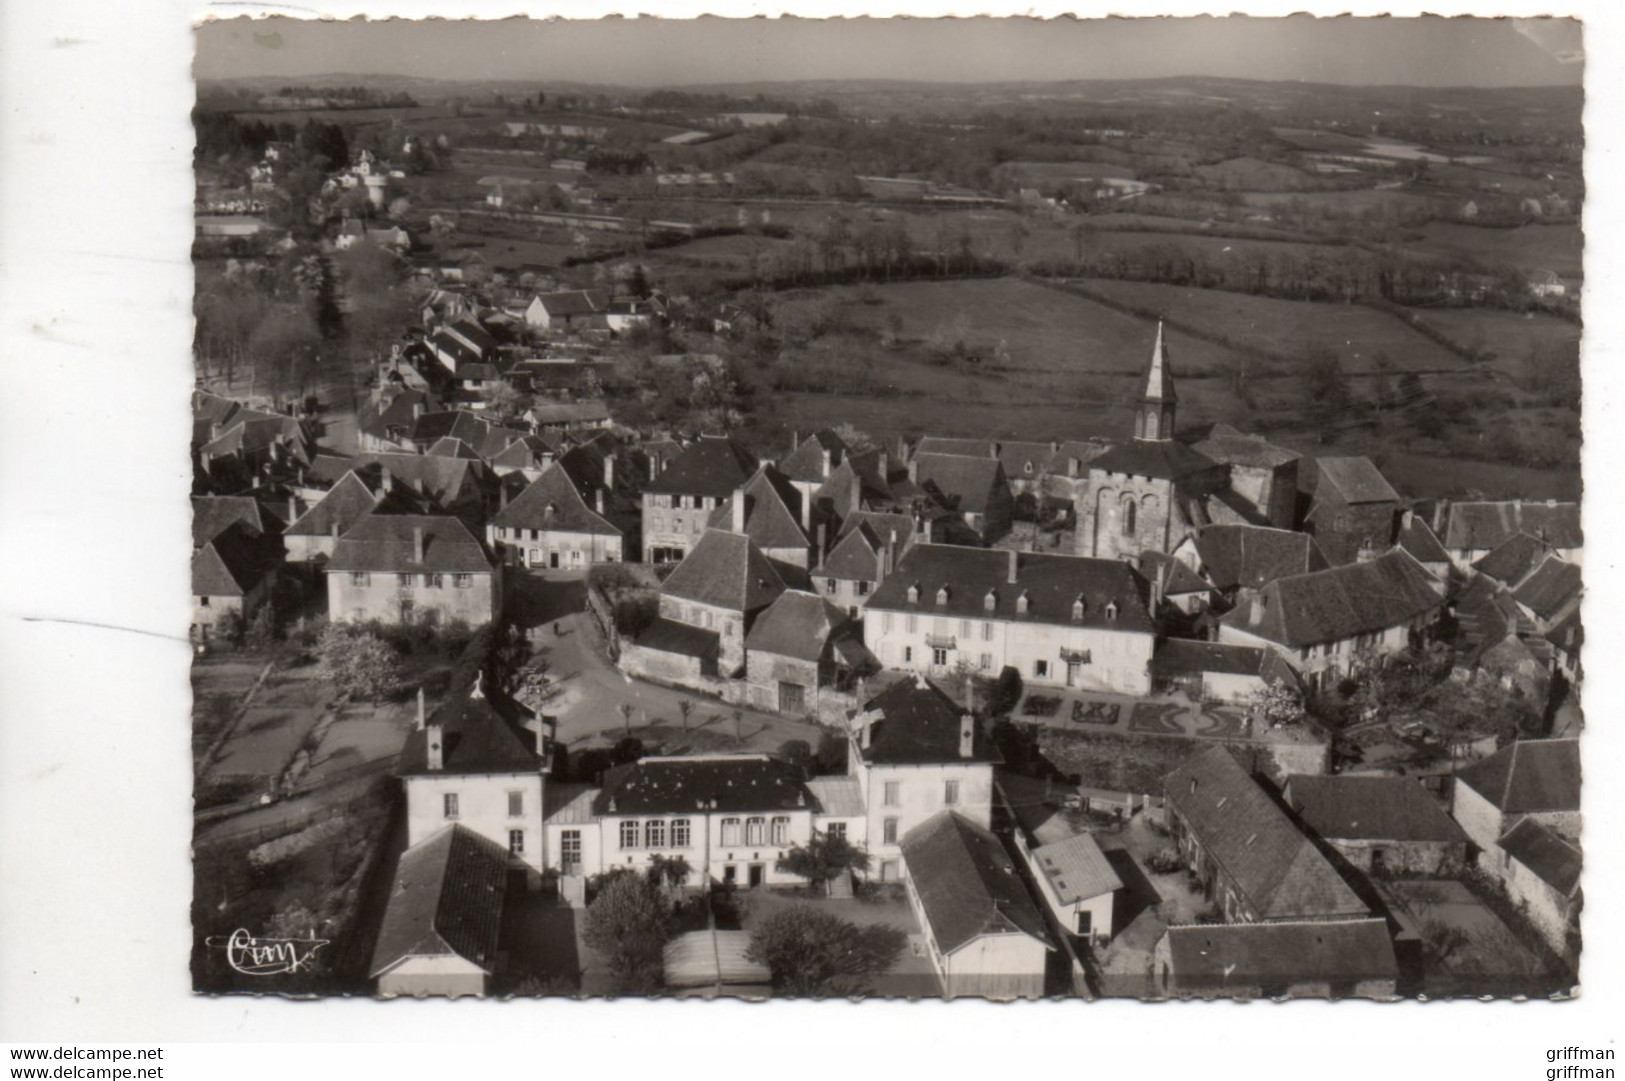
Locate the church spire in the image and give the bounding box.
[1134,323,1177,441]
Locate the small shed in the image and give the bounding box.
[662,928,773,998]
[1026,832,1123,943]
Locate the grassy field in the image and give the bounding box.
[1415,221,1583,278]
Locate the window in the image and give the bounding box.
[883,781,900,807]
[960,620,972,637]
[903,646,913,663]
[671,819,691,848]
[827,578,838,593]
[746,817,766,846]
[905,614,918,633]
[349,571,370,587]
[453,574,473,588]
[982,621,994,641]
[980,652,992,671]
[673,515,684,532]
[560,830,581,870]
[508,791,524,817]
[771,817,790,845]
[826,822,847,841]
[932,648,949,667]
[619,820,640,850]
[398,573,415,587]
[849,606,860,619]
[427,573,443,589]
[645,820,666,849]
[1122,500,1137,536]
[1034,659,1049,679]
[945,780,960,806]
[935,586,949,606]
[983,591,996,613]
[508,829,526,856]
[1024,461,1034,474]
[443,793,459,819]
[199,596,210,607]
[856,580,870,597]
[883,612,894,633]
[883,818,899,845]
[721,818,741,847]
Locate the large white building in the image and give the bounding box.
[862,545,1158,695]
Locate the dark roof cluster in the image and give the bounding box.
[645,435,760,498]
[1285,775,1469,844]
[859,675,999,765]
[1220,550,1441,649]
[1455,738,1580,815]
[1193,525,1325,592]
[661,529,786,613]
[1162,918,1397,994]
[1441,500,1581,552]
[593,755,811,816]
[397,682,543,778]
[327,514,494,575]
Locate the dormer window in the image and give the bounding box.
[1016,591,1030,616]
[983,589,997,612]
[1106,601,1119,621]
[1072,597,1086,621]
[906,584,920,604]
[935,586,949,606]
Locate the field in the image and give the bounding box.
[1415,221,1583,278]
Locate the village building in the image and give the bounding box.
[1164,746,1370,923]
[524,289,611,332]
[1302,456,1402,566]
[1137,551,1216,623]
[281,471,382,564]
[900,810,1054,999]
[1023,831,1123,943]
[1510,554,1583,634]
[1395,510,1454,581]
[629,528,787,682]
[488,461,625,570]
[708,466,817,569]
[864,545,1157,695]
[1282,774,1471,877]
[1496,817,1582,958]
[1170,523,1328,607]
[743,590,872,717]
[909,450,1015,544]
[1153,918,1398,1000]
[1437,500,1582,569]
[813,512,918,620]
[847,675,1000,879]
[1191,425,1301,530]
[1450,738,1581,861]
[191,521,276,643]
[642,435,761,565]
[777,428,849,512]
[1217,549,1443,695]
[326,514,502,626]
[370,824,511,998]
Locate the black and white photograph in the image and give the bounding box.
[180,13,1587,1002]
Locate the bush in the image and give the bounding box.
[1146,847,1185,875]
[778,739,813,777]
[613,595,659,638]
[582,870,672,993]
[986,666,1024,716]
[745,905,907,996]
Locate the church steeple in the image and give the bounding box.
[1133,322,1177,441]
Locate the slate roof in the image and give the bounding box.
[1138,552,1212,597]
[427,437,481,460]
[1192,431,1300,470]
[284,472,379,539]
[1284,775,1468,844]
[594,755,811,816]
[1498,818,1582,897]
[1031,832,1123,905]
[1455,738,1581,815]
[351,453,485,510]
[1313,457,1400,506]
[661,529,786,614]
[1088,438,1223,482]
[192,522,267,597]
[1219,549,1440,649]
[1441,501,1582,553]
[633,617,720,659]
[858,675,999,765]
[530,399,612,427]
[1396,514,1452,565]
[369,825,509,979]
[1164,746,1368,921]
[708,467,811,551]
[492,463,619,537]
[867,544,1155,635]
[839,511,916,550]
[327,514,494,575]
[1161,918,1397,993]
[192,496,267,548]
[900,811,1053,955]
[1153,639,1276,679]
[1473,533,1551,586]
[1512,555,1582,623]
[744,590,852,662]
[912,453,1009,516]
[1193,525,1327,592]
[645,435,760,497]
[489,434,559,473]
[358,388,442,442]
[820,523,885,582]
[397,681,544,778]
[778,429,848,485]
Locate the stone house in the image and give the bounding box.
[1302,457,1402,566]
[707,466,816,569]
[910,451,1015,545]
[641,435,760,565]
[488,461,625,570]
[646,528,786,678]
[1450,738,1581,861]
[1283,774,1470,877]
[812,512,918,620]
[1436,500,1582,570]
[191,521,276,643]
[1496,817,1582,958]
[326,514,501,627]
[281,471,382,564]
[1153,918,1398,1000]
[1192,424,1301,530]
[742,590,871,717]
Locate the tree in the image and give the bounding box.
[248,305,324,402]
[830,422,879,453]
[482,382,528,426]
[619,702,634,736]
[1253,677,1307,728]
[776,831,871,895]
[778,739,813,777]
[244,604,279,651]
[678,700,694,732]
[746,906,907,996]
[314,625,404,704]
[582,870,671,993]
[814,730,849,775]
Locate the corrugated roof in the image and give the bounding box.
[663,929,772,990]
[1032,832,1123,905]
[1455,738,1580,815]
[369,825,509,980]
[1162,918,1397,994]
[900,811,1052,955]
[1285,775,1468,844]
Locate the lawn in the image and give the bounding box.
[1414,221,1583,278]
[1415,308,1580,375]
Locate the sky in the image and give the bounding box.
[194,15,1584,88]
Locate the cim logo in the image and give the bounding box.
[205,928,330,976]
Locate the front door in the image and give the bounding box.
[1066,661,1080,687]
[549,551,560,569]
[723,864,737,886]
[779,681,805,714]
[1076,910,1093,938]
[748,863,765,888]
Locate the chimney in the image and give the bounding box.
[959,713,975,759]
[800,490,811,532]
[1007,548,1019,585]
[907,459,919,483]
[732,487,747,534]
[847,474,861,517]
[416,687,427,730]
[499,483,509,510]
[816,521,826,561]
[288,496,298,522]
[596,488,605,515]
[963,671,976,713]
[989,442,998,460]
[381,467,394,493]
[603,453,615,491]
[425,709,444,771]
[648,453,659,482]
[887,530,898,574]
[1249,592,1265,627]
[860,718,873,751]
[820,447,832,479]
[412,401,424,420]
[791,430,799,450]
[330,522,339,540]
[877,451,889,483]
[413,525,425,564]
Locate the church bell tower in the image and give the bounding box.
[1133,322,1177,442]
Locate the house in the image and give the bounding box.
[1282,774,1470,877]
[642,435,761,564]
[777,429,850,510]
[357,387,443,452]
[326,514,501,626]
[1437,500,1581,569]
[370,825,511,998]
[192,494,274,549]
[488,461,625,570]
[1164,746,1369,923]
[1496,818,1582,957]
[900,811,1053,999]
[1153,918,1398,1000]
[813,512,918,619]
[1192,425,1301,530]
[708,466,816,569]
[910,451,1015,544]
[1510,554,1582,632]
[1395,511,1453,581]
[526,399,613,432]
[1218,549,1443,695]
[743,590,871,717]
[1024,831,1123,943]
[864,545,1157,695]
[1450,738,1580,859]
[1528,268,1566,298]
[281,471,381,563]
[1171,524,1328,605]
[191,521,276,643]
[1150,639,1301,706]
[1075,326,1231,561]
[524,289,610,332]
[639,529,786,680]
[1303,457,1402,566]
[398,678,549,873]
[847,675,1000,877]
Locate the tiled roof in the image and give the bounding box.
[1284,775,1469,844]
[1396,514,1452,565]
[1313,457,1400,506]
[368,825,509,979]
[913,453,1009,516]
[1511,555,1582,623]
[1164,746,1367,921]
[593,755,811,816]
[661,529,786,614]
[1193,432,1300,470]
[327,514,494,574]
[820,524,883,582]
[1031,832,1123,905]
[192,522,267,597]
[1161,918,1397,994]
[492,463,619,537]
[804,776,866,818]
[192,496,267,548]
[1089,438,1222,482]
[1455,738,1580,815]
[1473,532,1551,586]
[900,811,1052,955]
[645,435,761,498]
[1220,549,1440,649]
[284,472,379,539]
[1442,501,1581,553]
[1194,525,1326,592]
[708,466,811,551]
[778,429,848,485]
[867,544,1155,635]
[858,675,999,765]
[1499,818,1582,897]
[398,682,543,778]
[745,590,851,662]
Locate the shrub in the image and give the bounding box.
[1145,847,1185,875]
[613,595,659,638]
[745,906,907,996]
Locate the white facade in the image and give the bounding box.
[850,753,994,878]
[903,875,1048,999]
[375,954,490,998]
[489,523,623,569]
[327,567,501,626]
[404,771,546,873]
